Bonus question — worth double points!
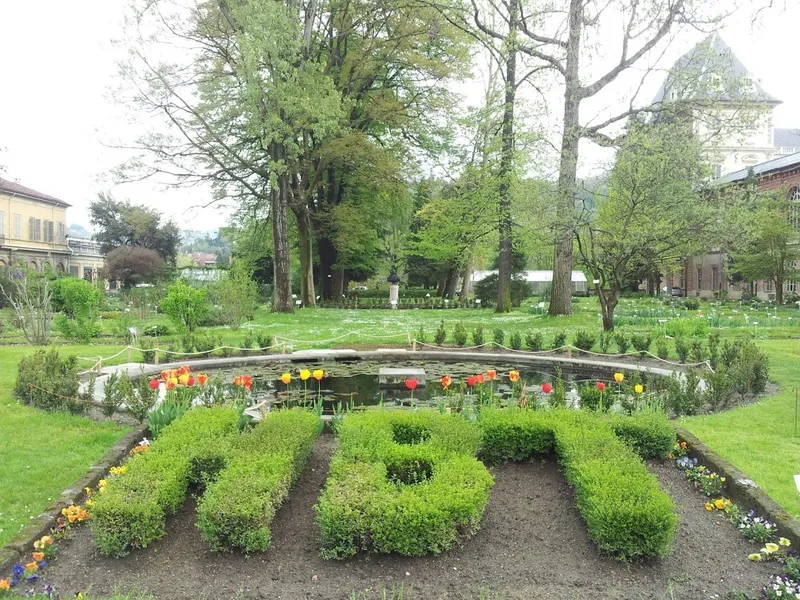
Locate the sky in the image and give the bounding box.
[0,0,798,232]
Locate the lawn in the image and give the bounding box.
[0,345,131,547]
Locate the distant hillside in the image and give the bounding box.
[68,224,92,240]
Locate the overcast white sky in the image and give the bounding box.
[0,0,798,231]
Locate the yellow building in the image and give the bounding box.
[0,177,104,281]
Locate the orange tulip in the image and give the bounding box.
[313,369,324,381]
[441,375,452,389]
[476,374,485,385]
[197,373,209,385]
[509,370,520,383]
[281,372,292,385]
[166,380,176,391]
[160,370,170,381]
[614,372,624,384]
[487,369,497,381]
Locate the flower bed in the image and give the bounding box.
[478,408,677,561]
[316,411,493,558]
[196,409,322,552]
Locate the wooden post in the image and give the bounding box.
[154,348,160,365]
[96,357,103,375]
[412,339,417,352]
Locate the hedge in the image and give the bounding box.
[196,409,323,552]
[477,408,677,561]
[316,411,493,559]
[90,407,240,556]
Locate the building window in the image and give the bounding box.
[42,220,54,243]
[69,266,79,277]
[83,267,93,281]
[711,266,719,290]
[766,279,773,292]
[29,218,42,241]
[697,267,703,290]
[57,222,65,244]
[13,214,21,239]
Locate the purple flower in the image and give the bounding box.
[38,560,47,569]
[42,584,56,598]
[10,576,19,586]
[12,563,24,577]
[25,573,39,583]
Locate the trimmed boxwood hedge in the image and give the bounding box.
[478,408,677,561]
[90,407,240,556]
[196,409,323,552]
[316,411,493,559]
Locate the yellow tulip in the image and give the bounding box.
[281,373,292,385]
[714,499,726,510]
[313,369,324,381]
[634,384,643,394]
[704,502,714,511]
[614,372,624,383]
[748,553,762,561]
[300,369,311,381]
[178,373,190,386]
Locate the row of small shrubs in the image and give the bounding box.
[316,411,494,558]
[14,349,92,414]
[197,409,322,552]
[477,408,676,561]
[90,407,241,556]
[138,331,274,363]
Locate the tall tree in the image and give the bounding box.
[575,120,713,330]
[90,193,180,265]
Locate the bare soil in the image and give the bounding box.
[41,433,776,600]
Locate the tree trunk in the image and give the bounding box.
[461,253,474,300]
[776,276,783,305]
[270,150,294,313]
[332,267,345,299]
[496,0,518,314]
[444,267,459,299]
[597,287,619,331]
[549,0,583,317]
[293,205,316,307]
[318,235,337,299]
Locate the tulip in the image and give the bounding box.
[166,380,176,390]
[634,384,643,394]
[487,369,497,381]
[187,376,195,387]
[441,375,452,389]
[405,378,418,390]
[149,379,160,390]
[596,381,605,391]
[476,374,485,385]
[197,373,208,385]
[541,382,552,394]
[509,370,520,383]
[614,372,624,383]
[300,369,311,381]
[178,373,190,386]
[281,373,292,385]
[160,370,170,381]
[313,369,324,381]
[466,376,477,387]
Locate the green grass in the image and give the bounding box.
[0,345,130,547]
[682,339,800,521]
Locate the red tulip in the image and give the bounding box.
[187,376,195,387]
[596,381,606,391]
[149,379,160,390]
[541,382,552,394]
[405,378,418,390]
[476,374,485,385]
[166,380,176,390]
[466,376,477,387]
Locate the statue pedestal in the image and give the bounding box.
[389,283,399,309]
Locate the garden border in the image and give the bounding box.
[0,426,148,576]
[675,426,800,547]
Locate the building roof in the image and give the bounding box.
[471,270,587,283]
[654,33,781,106]
[710,151,800,186]
[0,177,71,207]
[774,128,800,149]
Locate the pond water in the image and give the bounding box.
[204,360,646,414]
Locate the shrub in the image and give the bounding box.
[160,281,208,332]
[128,373,158,423]
[143,324,170,337]
[434,320,447,346]
[655,339,669,360]
[51,277,103,342]
[102,371,135,418]
[453,322,468,347]
[689,340,705,363]
[598,333,612,354]
[578,383,612,412]
[730,339,769,398]
[493,328,505,347]
[477,408,554,463]
[14,349,86,414]
[316,411,492,559]
[256,332,273,352]
[416,325,427,344]
[509,331,522,351]
[683,298,699,310]
[554,416,676,561]
[607,413,675,460]
[630,332,652,357]
[704,365,734,410]
[614,332,629,355]
[90,407,240,556]
[665,370,703,416]
[708,331,720,368]
[549,367,567,408]
[573,330,596,352]
[209,261,259,329]
[525,331,543,351]
[552,330,566,351]
[472,326,485,347]
[674,337,689,363]
[197,409,322,552]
